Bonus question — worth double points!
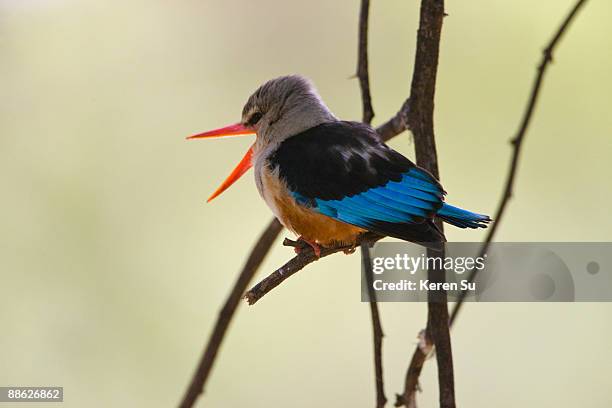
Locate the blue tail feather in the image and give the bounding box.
[437,203,491,229]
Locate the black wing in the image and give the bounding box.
[269,121,446,245]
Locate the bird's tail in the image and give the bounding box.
[437,203,492,229]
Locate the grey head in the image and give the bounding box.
[241,75,337,156]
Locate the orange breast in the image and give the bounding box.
[261,167,365,247]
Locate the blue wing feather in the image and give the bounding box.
[365,190,429,217]
[319,197,408,223]
[368,188,435,211]
[384,183,441,202]
[292,168,444,231]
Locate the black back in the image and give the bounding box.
[269,121,436,200]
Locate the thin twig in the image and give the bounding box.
[378,99,412,142]
[357,0,374,124]
[396,1,589,405]
[449,0,588,326]
[178,219,282,408]
[362,242,387,408]
[357,1,386,406]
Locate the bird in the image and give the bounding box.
[188,75,491,257]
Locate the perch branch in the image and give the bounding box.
[449,0,589,325]
[245,234,381,305]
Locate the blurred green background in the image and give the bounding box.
[1,0,611,407]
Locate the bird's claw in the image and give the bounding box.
[295,236,321,258]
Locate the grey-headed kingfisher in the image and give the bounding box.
[188,75,491,256]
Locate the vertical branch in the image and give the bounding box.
[357,1,386,406]
[449,0,589,325]
[423,256,454,408]
[357,0,375,124]
[362,242,387,408]
[179,219,282,408]
[401,0,455,407]
[396,1,589,406]
[407,0,444,182]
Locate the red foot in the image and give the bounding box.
[295,236,322,258]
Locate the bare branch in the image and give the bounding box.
[179,219,282,408]
[377,99,411,142]
[244,234,381,305]
[357,1,387,406]
[357,0,374,124]
[449,0,589,326]
[406,0,444,180]
[362,242,387,408]
[394,329,430,408]
[388,0,456,407]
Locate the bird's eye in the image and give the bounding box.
[248,112,263,126]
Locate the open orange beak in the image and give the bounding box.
[187,123,256,202]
